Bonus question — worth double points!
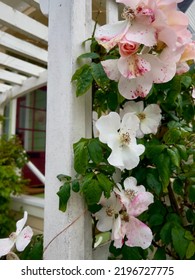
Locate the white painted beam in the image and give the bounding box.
[44,0,92,260]
[22,0,40,10]
[0,70,47,106]
[0,83,11,92]
[27,161,45,184]
[0,69,27,85]
[0,2,48,43]
[0,31,48,64]
[0,52,46,77]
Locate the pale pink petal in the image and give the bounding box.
[128,192,154,217]
[95,21,130,50]
[125,20,157,46]
[16,226,33,252]
[142,54,176,83]
[95,112,120,144]
[122,100,144,116]
[176,62,190,75]
[119,40,139,57]
[180,42,195,62]
[118,55,151,79]
[125,216,153,249]
[0,238,14,258]
[101,59,120,82]
[158,27,177,50]
[118,75,153,99]
[16,211,28,235]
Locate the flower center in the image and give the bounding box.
[137,112,146,120]
[9,232,17,241]
[106,206,115,217]
[120,132,131,146]
[121,6,135,22]
[125,189,136,201]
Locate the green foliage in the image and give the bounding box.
[0,135,28,237]
[58,38,195,260]
[18,234,43,260]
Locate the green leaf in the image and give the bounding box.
[107,82,119,111]
[155,152,171,192]
[189,185,195,202]
[82,179,102,205]
[173,178,184,196]
[171,226,189,259]
[146,169,162,195]
[163,128,181,144]
[73,138,89,174]
[72,179,80,192]
[154,247,167,260]
[57,182,71,212]
[96,173,113,198]
[181,75,192,89]
[78,52,100,60]
[149,214,164,226]
[176,144,188,161]
[186,241,195,259]
[57,174,71,182]
[87,138,103,164]
[167,147,180,167]
[71,64,93,97]
[145,142,167,162]
[160,222,172,245]
[91,62,110,89]
[121,246,143,260]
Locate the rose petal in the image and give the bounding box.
[0,238,14,258]
[118,55,151,79]
[16,211,28,235]
[95,21,130,50]
[101,59,120,82]
[128,192,154,217]
[16,226,33,252]
[118,75,153,99]
[125,216,153,249]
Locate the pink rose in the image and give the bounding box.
[119,40,139,57]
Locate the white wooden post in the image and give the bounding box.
[44,0,92,259]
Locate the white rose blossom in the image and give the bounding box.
[0,211,33,258]
[95,112,145,170]
[121,101,162,138]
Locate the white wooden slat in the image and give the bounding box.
[106,0,119,24]
[0,83,11,92]
[0,70,47,106]
[22,0,40,10]
[0,31,48,64]
[0,2,48,43]
[0,52,46,77]
[0,69,27,85]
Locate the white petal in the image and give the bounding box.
[101,59,121,82]
[16,211,28,235]
[15,226,33,252]
[95,21,130,50]
[125,20,157,46]
[0,238,14,258]
[96,209,114,232]
[122,101,144,116]
[121,113,140,134]
[96,112,120,145]
[125,216,153,249]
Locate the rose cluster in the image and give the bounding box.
[95,0,195,99]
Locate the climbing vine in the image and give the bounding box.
[58,0,195,260]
